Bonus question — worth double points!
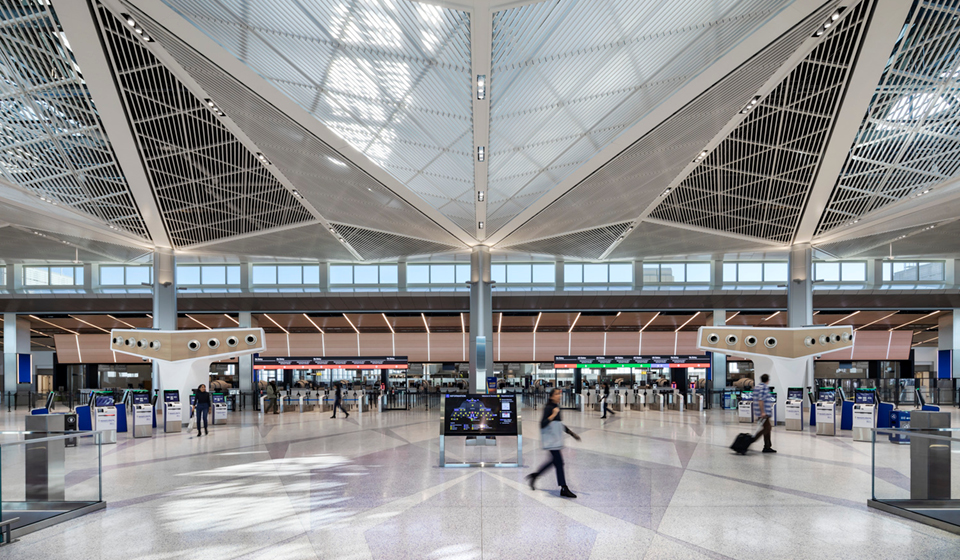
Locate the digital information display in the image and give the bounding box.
[554,355,710,369]
[212,393,226,404]
[854,389,876,404]
[787,388,804,400]
[443,394,518,436]
[254,356,408,370]
[132,392,150,405]
[163,391,180,403]
[94,394,114,407]
[818,388,836,402]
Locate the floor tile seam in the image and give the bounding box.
[685,468,868,510]
[649,531,739,560]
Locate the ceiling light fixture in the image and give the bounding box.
[108,315,137,328]
[343,313,360,334]
[69,315,109,334]
[815,9,843,37]
[460,312,466,334]
[693,150,708,163]
[740,95,762,114]
[29,315,78,335]
[186,314,212,330]
[304,313,325,334]
[568,312,581,333]
[661,188,672,197]
[421,313,430,334]
[380,313,393,334]
[255,152,270,165]
[639,312,660,333]
[224,314,239,325]
[477,146,485,162]
[675,311,700,333]
[262,313,288,334]
[856,311,898,331]
[291,189,303,199]
[498,312,503,333]
[762,311,780,322]
[828,310,859,327]
[478,221,484,230]
[890,311,941,331]
[202,98,225,117]
[533,312,542,333]
[477,191,484,202]
[476,75,486,100]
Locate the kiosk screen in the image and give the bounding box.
[443,394,517,436]
[212,393,225,404]
[787,388,803,400]
[818,388,836,402]
[132,392,150,405]
[94,394,114,407]
[854,390,876,404]
[163,391,180,403]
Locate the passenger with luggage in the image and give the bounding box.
[731,373,776,454]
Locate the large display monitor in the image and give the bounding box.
[787,388,803,400]
[854,388,876,404]
[443,394,517,436]
[818,388,836,402]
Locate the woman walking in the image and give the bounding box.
[193,384,211,437]
[526,388,581,498]
[330,382,349,419]
[600,383,616,419]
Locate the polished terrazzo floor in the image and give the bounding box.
[2,403,959,559]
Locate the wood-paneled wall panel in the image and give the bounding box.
[395,333,428,362]
[569,332,605,355]
[606,332,640,355]
[639,332,676,355]
[499,332,534,362]
[534,333,567,362]
[359,333,395,356]
[430,333,465,362]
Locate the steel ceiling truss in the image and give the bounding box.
[650,2,870,244]
[94,4,314,248]
[485,0,795,231]
[817,0,960,234]
[0,0,149,238]
[161,0,476,230]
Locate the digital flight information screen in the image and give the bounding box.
[443,394,517,436]
[854,390,876,404]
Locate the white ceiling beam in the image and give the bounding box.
[472,7,491,241]
[794,0,914,243]
[124,0,476,248]
[484,0,844,247]
[51,0,172,249]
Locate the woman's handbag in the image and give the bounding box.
[541,420,565,450]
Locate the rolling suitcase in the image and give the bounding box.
[731,419,765,455]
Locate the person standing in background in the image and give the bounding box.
[752,374,776,453]
[266,381,278,414]
[193,384,210,437]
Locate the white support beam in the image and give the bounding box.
[794,0,914,242]
[472,7,491,241]
[51,0,172,248]
[124,0,476,248]
[484,0,841,247]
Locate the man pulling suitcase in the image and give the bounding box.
[731,374,777,454]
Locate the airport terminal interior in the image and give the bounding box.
[2,0,960,557]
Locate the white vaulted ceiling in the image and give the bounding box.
[2,0,960,263]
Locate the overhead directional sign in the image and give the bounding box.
[554,355,710,369]
[254,356,408,370]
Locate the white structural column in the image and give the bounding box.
[238,311,257,394]
[3,313,31,395]
[151,250,177,391]
[711,310,727,393]
[472,7,492,241]
[468,246,493,392]
[787,243,814,389]
[938,312,960,379]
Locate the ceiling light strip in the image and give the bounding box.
[29,315,79,335]
[304,314,325,334]
[186,314,212,330]
[69,315,110,334]
[890,311,941,332]
[568,312,581,333]
[343,313,360,334]
[640,312,660,333]
[675,311,700,333]
[262,314,288,334]
[828,310,860,327]
[856,311,898,331]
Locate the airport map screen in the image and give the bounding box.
[443,394,517,436]
[855,390,875,404]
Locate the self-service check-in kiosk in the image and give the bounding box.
[738,390,754,423]
[92,392,118,444]
[815,387,837,436]
[852,388,878,442]
[785,387,804,431]
[131,390,153,438]
[163,390,182,433]
[212,393,228,425]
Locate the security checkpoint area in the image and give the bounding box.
[3,0,960,558]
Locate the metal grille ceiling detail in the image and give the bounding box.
[608,221,773,260]
[0,1,149,238]
[0,224,148,263]
[816,220,951,259]
[193,223,355,261]
[817,1,960,235]
[500,0,845,247]
[650,2,870,244]
[500,222,632,260]
[486,0,795,231]
[96,6,314,248]
[161,0,475,228]
[331,224,462,261]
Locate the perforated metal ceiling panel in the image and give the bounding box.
[821,219,960,259]
[331,223,462,261]
[500,0,844,247]
[191,223,354,261]
[500,222,632,260]
[161,0,474,227]
[0,225,147,262]
[608,221,775,260]
[650,2,870,243]
[486,0,796,228]
[0,1,149,238]
[135,9,469,247]
[817,1,960,234]
[96,5,313,248]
